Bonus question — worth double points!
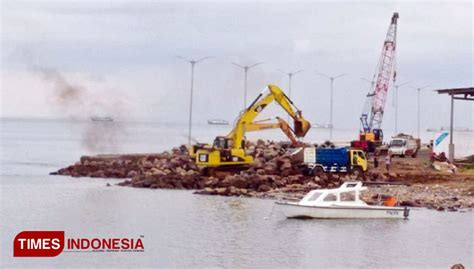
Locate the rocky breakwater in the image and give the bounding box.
[361,181,474,211]
[51,140,345,197]
[359,151,474,211]
[51,140,474,211]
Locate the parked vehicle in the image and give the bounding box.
[388,134,420,158]
[300,147,367,179]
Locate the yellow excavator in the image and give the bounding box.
[190,84,311,167]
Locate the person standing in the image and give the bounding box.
[385,154,391,172]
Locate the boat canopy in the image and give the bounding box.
[298,181,368,207]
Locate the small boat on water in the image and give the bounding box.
[207,119,229,125]
[275,181,409,219]
[90,116,114,122]
[311,123,332,129]
[427,127,473,132]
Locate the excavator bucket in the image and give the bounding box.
[294,113,311,137]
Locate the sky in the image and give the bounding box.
[1,0,473,136]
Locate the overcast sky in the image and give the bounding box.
[1,0,473,135]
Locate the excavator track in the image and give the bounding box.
[200,165,251,177]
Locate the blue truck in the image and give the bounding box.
[301,147,367,178]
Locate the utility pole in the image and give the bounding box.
[232,62,263,109]
[278,69,303,122]
[316,71,348,140]
[411,85,430,139]
[177,55,212,145]
[449,95,454,163]
[393,81,411,134]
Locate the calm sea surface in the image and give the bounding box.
[1,118,473,268]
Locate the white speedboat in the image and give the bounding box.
[275,181,409,219]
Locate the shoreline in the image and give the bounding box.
[51,140,474,211]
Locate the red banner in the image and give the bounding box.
[13,231,65,257]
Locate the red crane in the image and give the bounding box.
[355,12,399,152]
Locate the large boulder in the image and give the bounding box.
[263,164,278,175]
[279,161,292,171]
[280,168,291,177]
[127,170,138,178]
[256,139,266,147]
[203,177,219,187]
[229,175,249,189]
[258,184,272,192]
[141,160,154,169]
[263,149,279,161]
[216,187,229,195]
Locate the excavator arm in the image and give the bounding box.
[244,117,302,146]
[227,84,311,149]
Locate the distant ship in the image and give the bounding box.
[207,119,229,125]
[90,116,114,122]
[311,123,333,129]
[427,126,473,132]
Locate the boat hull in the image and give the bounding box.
[275,202,409,219]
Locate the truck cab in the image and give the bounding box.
[388,138,407,157]
[388,135,420,158]
[349,149,367,172]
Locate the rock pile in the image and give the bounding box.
[52,140,347,197]
[362,183,474,211]
[51,140,474,210]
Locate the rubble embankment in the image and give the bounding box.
[51,140,474,211]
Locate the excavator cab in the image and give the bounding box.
[213,136,231,149]
[212,136,245,149]
[196,142,252,167]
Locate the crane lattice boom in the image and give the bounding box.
[361,12,399,132]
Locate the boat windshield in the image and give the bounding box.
[323,194,337,201]
[390,139,405,147]
[308,192,323,201]
[341,191,356,201]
